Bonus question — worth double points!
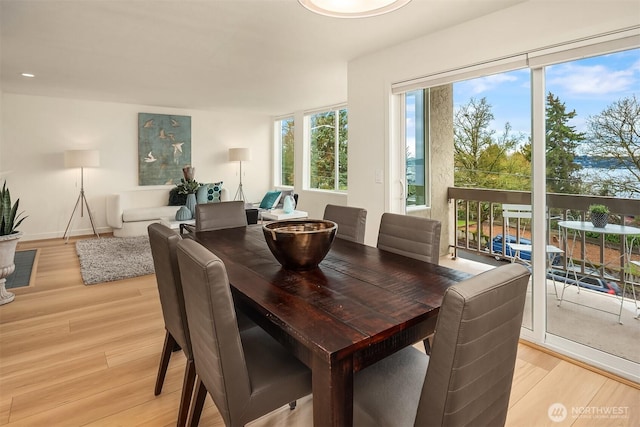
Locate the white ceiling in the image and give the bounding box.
[0,0,525,115]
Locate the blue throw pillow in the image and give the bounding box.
[259,191,281,209]
[196,181,224,203]
[207,181,223,202]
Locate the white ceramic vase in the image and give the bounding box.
[283,194,296,214]
[0,231,22,305]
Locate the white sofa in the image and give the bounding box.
[106,188,228,237]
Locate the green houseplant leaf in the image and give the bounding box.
[0,181,27,236]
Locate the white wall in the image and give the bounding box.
[347,0,639,246]
[1,93,273,240]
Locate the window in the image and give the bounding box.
[308,107,348,191]
[275,117,294,187]
[405,89,428,207]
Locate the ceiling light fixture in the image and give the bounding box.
[21,73,35,78]
[298,0,411,18]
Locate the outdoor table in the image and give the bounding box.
[557,221,640,323]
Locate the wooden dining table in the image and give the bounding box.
[192,225,472,426]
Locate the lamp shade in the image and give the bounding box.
[64,150,100,168]
[228,148,251,162]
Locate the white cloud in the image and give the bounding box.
[547,63,637,96]
[465,73,518,95]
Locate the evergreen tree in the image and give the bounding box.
[545,92,585,194]
[281,118,295,186]
[309,109,348,190]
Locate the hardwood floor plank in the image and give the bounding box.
[0,397,11,425]
[508,358,551,409]
[0,353,108,400]
[5,364,184,426]
[7,354,181,422]
[572,379,640,427]
[505,361,608,426]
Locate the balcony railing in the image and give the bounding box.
[447,187,640,279]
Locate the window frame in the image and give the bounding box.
[304,104,348,193]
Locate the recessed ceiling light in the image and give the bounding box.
[298,0,411,18]
[21,73,35,78]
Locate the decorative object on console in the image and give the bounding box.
[229,148,251,201]
[138,113,191,186]
[175,166,200,218]
[282,193,296,214]
[0,180,27,305]
[176,166,200,195]
[589,204,610,228]
[63,149,100,243]
[175,206,192,221]
[185,194,197,218]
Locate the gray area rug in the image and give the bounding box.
[76,236,154,285]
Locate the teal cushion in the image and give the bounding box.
[207,181,224,202]
[196,181,224,203]
[259,191,282,209]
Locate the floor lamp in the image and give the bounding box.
[63,149,100,242]
[229,148,251,201]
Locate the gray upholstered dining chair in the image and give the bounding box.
[377,212,441,264]
[147,223,196,427]
[353,263,531,427]
[183,200,247,235]
[148,223,256,426]
[176,239,312,427]
[323,204,367,244]
[377,213,442,352]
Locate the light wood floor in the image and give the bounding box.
[0,236,638,426]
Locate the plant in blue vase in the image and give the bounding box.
[176,166,200,218]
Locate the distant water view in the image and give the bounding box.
[574,156,638,198]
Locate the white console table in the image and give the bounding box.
[261,209,309,221]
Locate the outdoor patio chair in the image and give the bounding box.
[502,204,563,298]
[353,263,531,427]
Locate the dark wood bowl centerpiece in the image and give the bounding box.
[262,219,337,270]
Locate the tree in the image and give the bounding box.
[585,95,640,197]
[281,118,295,186]
[309,111,336,190]
[454,97,526,189]
[309,109,348,190]
[545,92,585,194]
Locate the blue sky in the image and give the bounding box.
[453,47,640,141]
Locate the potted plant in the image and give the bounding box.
[0,181,27,305]
[589,204,609,228]
[175,166,200,218]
